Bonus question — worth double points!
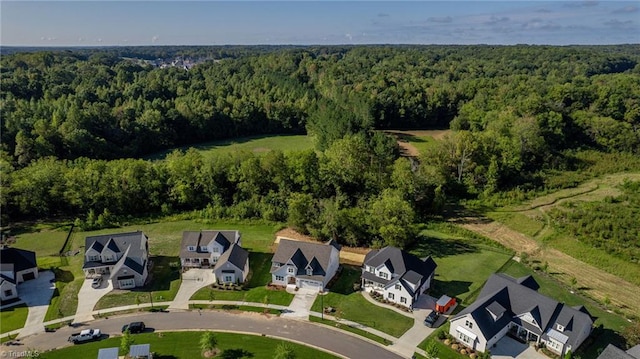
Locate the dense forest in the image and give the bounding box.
[2,45,639,249]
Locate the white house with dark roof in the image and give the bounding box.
[83,231,149,289]
[361,246,437,309]
[449,273,593,356]
[180,231,249,284]
[270,239,340,291]
[0,247,39,301]
[180,230,241,268]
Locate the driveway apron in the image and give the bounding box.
[281,288,318,320]
[168,268,216,310]
[74,275,113,323]
[16,271,55,338]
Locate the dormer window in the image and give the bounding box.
[307,268,313,275]
[199,246,208,252]
[88,255,100,261]
[187,246,196,252]
[288,267,294,274]
[274,263,280,268]
[368,266,374,273]
[379,272,388,279]
[395,284,401,290]
[557,324,564,332]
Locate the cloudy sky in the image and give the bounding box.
[1,1,638,46]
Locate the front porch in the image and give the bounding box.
[84,266,111,278]
[182,257,212,268]
[509,323,541,344]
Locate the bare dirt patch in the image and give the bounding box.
[275,228,369,265]
[384,129,451,157]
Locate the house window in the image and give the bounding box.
[395,284,401,290]
[388,293,395,300]
[4,290,13,297]
[459,332,471,343]
[274,263,281,267]
[379,272,388,279]
[199,246,208,252]
[306,268,313,275]
[224,275,233,282]
[212,257,218,264]
[213,247,219,253]
[288,267,294,274]
[89,255,100,261]
[401,297,407,304]
[465,320,473,329]
[367,266,374,273]
[187,246,196,252]
[275,275,284,281]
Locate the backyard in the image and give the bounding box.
[38,331,339,359]
[310,265,414,338]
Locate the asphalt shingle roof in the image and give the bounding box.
[362,247,437,294]
[180,230,240,258]
[214,243,248,271]
[84,231,147,259]
[0,248,37,272]
[271,239,337,276]
[597,344,637,359]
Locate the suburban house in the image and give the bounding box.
[361,246,437,309]
[180,231,249,284]
[180,230,241,268]
[597,344,640,359]
[449,273,593,356]
[0,247,39,301]
[270,239,340,291]
[82,231,149,289]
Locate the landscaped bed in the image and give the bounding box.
[37,331,340,359]
[310,266,413,338]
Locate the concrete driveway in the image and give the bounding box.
[168,268,216,310]
[281,287,318,320]
[74,275,113,323]
[389,294,439,357]
[491,336,547,359]
[16,270,55,338]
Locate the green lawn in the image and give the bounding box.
[499,260,629,359]
[411,228,513,305]
[148,134,313,161]
[94,256,182,310]
[38,331,339,359]
[191,252,294,306]
[419,323,467,359]
[405,135,438,155]
[190,304,282,315]
[44,259,85,321]
[0,303,29,334]
[310,266,414,338]
[309,316,392,345]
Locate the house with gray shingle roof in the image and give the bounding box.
[361,246,437,309]
[0,247,39,301]
[83,231,149,289]
[597,344,640,359]
[450,273,593,356]
[180,230,249,284]
[270,239,340,291]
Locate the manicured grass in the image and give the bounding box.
[310,266,413,338]
[148,134,313,161]
[309,316,392,345]
[38,331,339,359]
[0,303,29,334]
[411,227,513,304]
[44,256,85,322]
[7,224,72,257]
[499,260,629,359]
[94,256,182,310]
[190,252,294,306]
[190,304,282,315]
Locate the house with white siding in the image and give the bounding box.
[0,248,39,301]
[361,246,437,309]
[450,273,593,356]
[270,239,340,292]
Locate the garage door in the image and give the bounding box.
[22,272,36,281]
[299,280,321,290]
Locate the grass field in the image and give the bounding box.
[309,316,392,345]
[310,266,414,338]
[148,134,313,161]
[384,130,448,157]
[0,303,29,334]
[410,227,513,304]
[38,331,339,359]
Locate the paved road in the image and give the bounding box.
[12,311,405,359]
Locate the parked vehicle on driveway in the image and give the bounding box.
[68,329,101,343]
[91,277,102,288]
[424,311,440,328]
[122,321,146,334]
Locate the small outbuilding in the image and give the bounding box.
[435,295,456,314]
[130,344,152,359]
[97,347,118,359]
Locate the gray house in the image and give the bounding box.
[212,243,249,284]
[361,246,437,309]
[450,273,593,356]
[180,230,241,268]
[0,248,39,301]
[270,239,340,291]
[82,231,149,289]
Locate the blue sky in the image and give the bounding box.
[1,1,639,46]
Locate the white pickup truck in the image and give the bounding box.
[68,328,101,343]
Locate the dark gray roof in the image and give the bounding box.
[88,241,104,253]
[124,257,145,275]
[129,344,151,357]
[363,246,437,289]
[627,345,640,358]
[486,301,507,319]
[84,231,147,259]
[454,273,593,350]
[517,275,540,290]
[1,248,37,272]
[361,270,388,285]
[214,243,248,270]
[597,344,637,359]
[0,273,16,285]
[180,230,240,258]
[272,239,338,276]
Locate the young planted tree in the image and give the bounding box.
[120,329,133,356]
[273,342,296,359]
[200,331,218,358]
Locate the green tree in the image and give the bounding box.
[120,328,133,356]
[424,340,439,359]
[273,342,296,359]
[370,189,416,248]
[200,331,218,357]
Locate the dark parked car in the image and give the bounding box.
[424,311,440,328]
[122,321,146,334]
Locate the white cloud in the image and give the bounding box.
[151,35,159,43]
